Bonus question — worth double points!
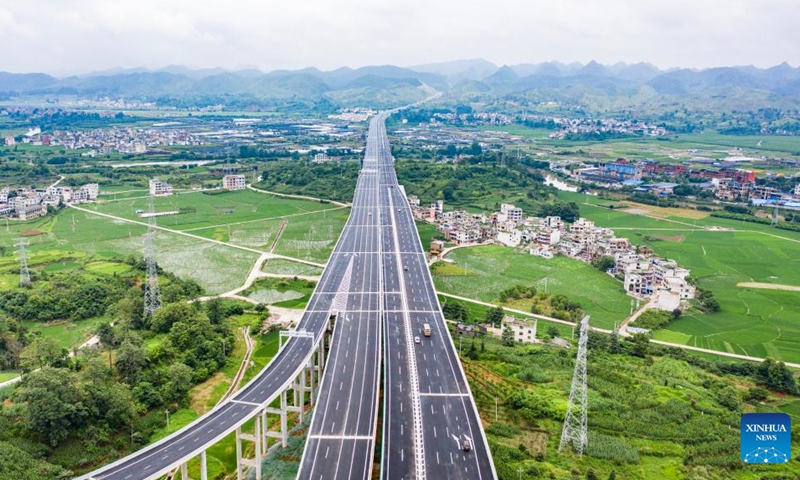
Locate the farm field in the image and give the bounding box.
[272,209,348,263]
[0,189,342,295]
[262,259,323,277]
[435,245,630,330]
[557,191,800,363]
[85,189,341,231]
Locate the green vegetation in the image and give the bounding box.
[396,157,555,213]
[632,309,681,331]
[255,160,359,203]
[465,328,800,480]
[434,246,630,329]
[242,277,317,309]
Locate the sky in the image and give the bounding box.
[0,0,798,75]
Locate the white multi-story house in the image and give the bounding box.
[536,229,561,247]
[223,174,247,191]
[497,230,522,247]
[503,316,538,344]
[500,203,523,223]
[80,184,99,200]
[543,216,563,229]
[149,179,173,196]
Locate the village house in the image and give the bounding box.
[502,316,538,344]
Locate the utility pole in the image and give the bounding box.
[143,193,162,317]
[559,316,590,456]
[15,239,31,287]
[495,396,499,423]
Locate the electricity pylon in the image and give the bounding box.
[143,193,162,316]
[559,315,590,456]
[15,239,31,287]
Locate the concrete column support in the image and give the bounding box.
[235,427,243,480]
[235,415,264,480]
[200,451,207,480]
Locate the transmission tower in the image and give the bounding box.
[559,315,590,456]
[771,206,779,226]
[143,194,162,316]
[15,239,31,287]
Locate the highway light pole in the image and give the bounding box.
[495,396,498,423]
[165,409,170,429]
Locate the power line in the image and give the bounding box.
[559,315,590,456]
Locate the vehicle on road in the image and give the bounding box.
[403,265,408,271]
[422,323,432,337]
[414,336,420,344]
[461,438,472,452]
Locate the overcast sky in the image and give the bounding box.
[0,0,798,75]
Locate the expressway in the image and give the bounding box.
[296,114,386,479]
[81,110,495,480]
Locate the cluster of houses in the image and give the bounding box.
[574,158,800,207]
[0,183,99,220]
[412,197,695,311]
[51,127,202,154]
[544,117,667,139]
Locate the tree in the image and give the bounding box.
[133,381,162,409]
[591,255,616,272]
[15,367,88,446]
[759,359,798,394]
[206,298,224,325]
[608,470,617,480]
[151,302,198,334]
[82,377,137,431]
[96,322,117,348]
[466,340,479,360]
[716,386,742,412]
[671,308,682,319]
[161,362,193,406]
[19,337,65,371]
[546,325,559,339]
[81,355,113,385]
[485,306,505,327]
[629,333,651,358]
[109,295,145,330]
[115,341,147,384]
[501,327,515,347]
[587,468,598,480]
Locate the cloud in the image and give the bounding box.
[0,0,797,74]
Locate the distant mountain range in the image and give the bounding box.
[2,59,800,108]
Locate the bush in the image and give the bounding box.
[585,431,640,464]
[486,423,521,438]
